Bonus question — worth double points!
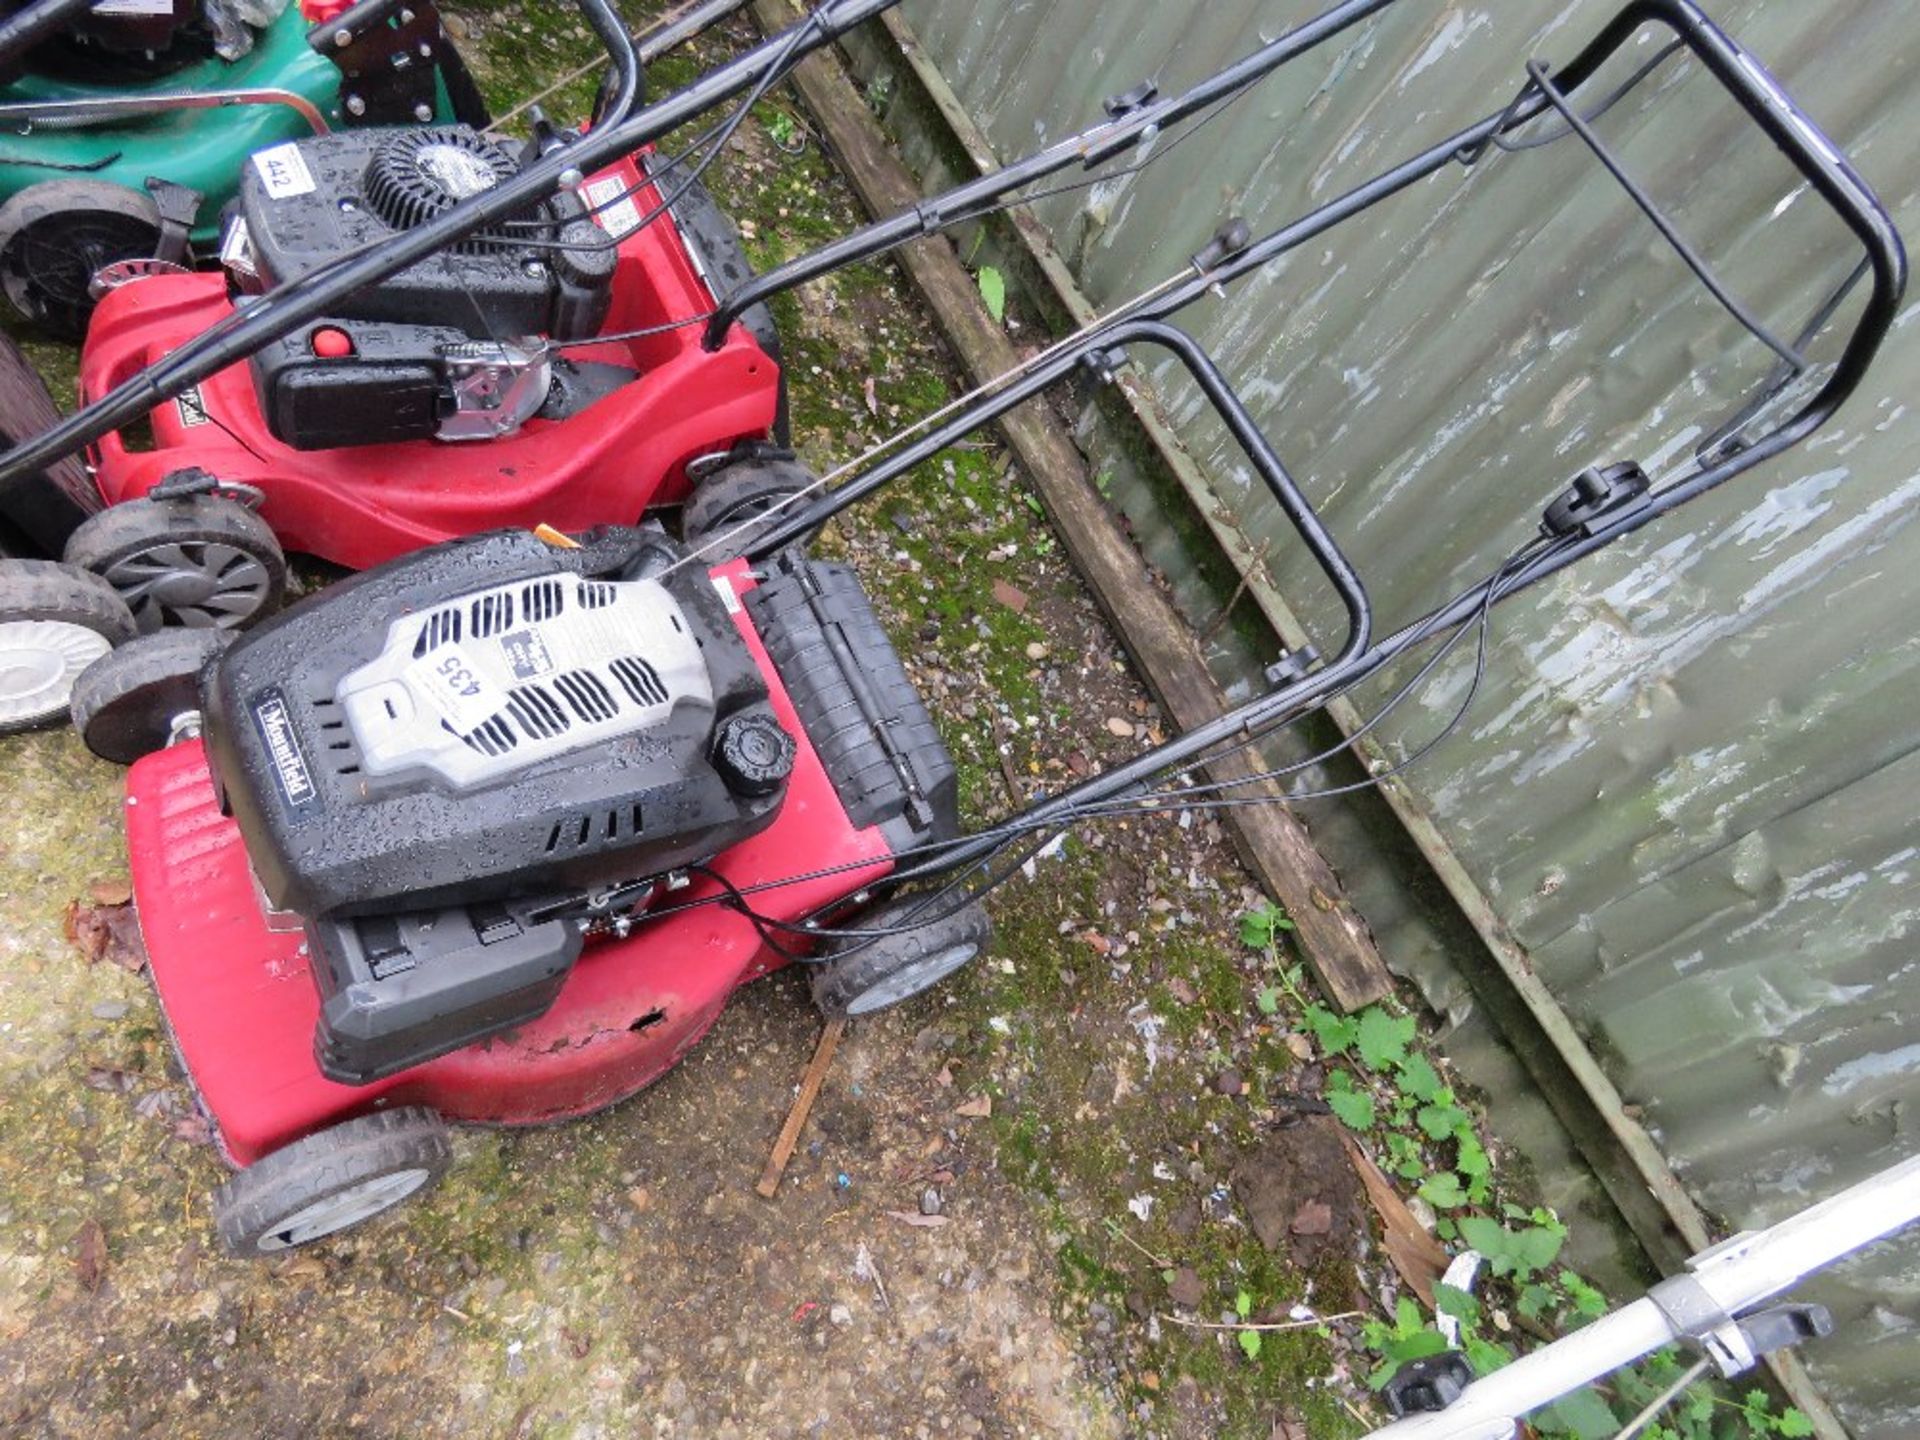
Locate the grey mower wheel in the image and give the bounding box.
[0,559,137,734]
[70,626,233,764]
[682,455,820,558]
[0,180,162,340]
[65,495,286,634]
[213,1108,453,1257]
[809,896,992,1018]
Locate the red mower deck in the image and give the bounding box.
[124,562,891,1166]
[81,154,780,572]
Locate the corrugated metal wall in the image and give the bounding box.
[897,1,1920,1432]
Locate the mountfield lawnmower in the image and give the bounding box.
[0,0,1402,733]
[62,0,1901,1253]
[0,0,488,339]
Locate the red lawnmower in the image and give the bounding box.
[0,0,1398,735]
[69,0,1901,1252]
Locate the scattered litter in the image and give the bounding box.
[987,1016,1012,1036]
[1125,1005,1166,1075]
[919,1187,943,1217]
[72,1219,107,1293]
[1435,1251,1484,1347]
[886,1209,949,1229]
[1127,1194,1155,1222]
[954,1094,992,1119]
[990,578,1029,613]
[853,1243,891,1311]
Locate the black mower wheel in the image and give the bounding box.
[65,495,287,634]
[212,1108,454,1257]
[809,896,992,1018]
[0,559,137,734]
[682,454,820,558]
[70,626,234,764]
[0,180,163,340]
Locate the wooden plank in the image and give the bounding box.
[756,1016,846,1198]
[750,0,1393,1011]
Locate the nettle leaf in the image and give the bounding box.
[1517,1283,1555,1321]
[1777,1409,1815,1438]
[1356,1008,1416,1070]
[1455,1135,1492,1177]
[1305,1006,1360,1056]
[1545,1389,1620,1440]
[1512,1223,1566,1274]
[977,265,1007,323]
[1235,1289,1254,1320]
[1456,1215,1511,1261]
[1326,1086,1376,1131]
[1417,1103,1466,1141]
[1432,1282,1478,1325]
[1418,1172,1468,1208]
[1396,1053,1444,1102]
[1238,1329,1263,1361]
[1463,1334,1513,1378]
[1255,987,1280,1017]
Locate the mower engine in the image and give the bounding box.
[200,528,799,1083]
[225,125,619,450]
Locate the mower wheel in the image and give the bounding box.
[0,559,137,734]
[70,626,234,764]
[809,896,992,1018]
[65,496,287,634]
[0,181,164,341]
[213,1108,454,1257]
[682,454,820,558]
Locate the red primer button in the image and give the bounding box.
[311,327,354,359]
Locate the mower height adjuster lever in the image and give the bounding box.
[148,468,266,512]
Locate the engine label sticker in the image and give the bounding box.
[498,628,554,682]
[581,174,641,240]
[90,0,174,13]
[710,574,741,614]
[405,643,505,734]
[175,384,210,428]
[252,142,316,201]
[251,690,316,811]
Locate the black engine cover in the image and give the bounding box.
[201,528,788,919]
[235,126,616,337]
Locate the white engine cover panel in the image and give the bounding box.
[339,573,714,788]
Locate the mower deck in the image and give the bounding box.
[124,563,892,1167]
[81,153,780,571]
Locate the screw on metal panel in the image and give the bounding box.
[418,42,433,58]
[414,103,432,122]
[333,27,351,47]
[345,94,366,117]
[559,168,584,188]
[400,8,415,20]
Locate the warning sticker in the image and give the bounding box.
[581,174,642,240]
[405,644,505,734]
[710,574,740,614]
[90,0,174,14]
[498,627,555,682]
[252,142,316,201]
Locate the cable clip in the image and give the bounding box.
[1264,643,1320,690]
[1081,345,1131,387]
[1648,1277,1832,1379]
[1102,81,1160,120]
[1540,460,1651,538]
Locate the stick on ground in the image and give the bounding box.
[756,1016,847,1198]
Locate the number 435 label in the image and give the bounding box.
[405,644,502,734]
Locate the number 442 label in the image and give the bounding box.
[404,643,502,734]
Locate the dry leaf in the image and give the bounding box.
[1341,1132,1447,1309]
[171,1113,213,1147]
[885,1210,949,1228]
[990,578,1028,614]
[954,1094,992,1119]
[1167,977,1199,1005]
[1271,1416,1309,1440]
[84,1067,136,1093]
[88,877,132,906]
[73,1219,107,1293]
[64,899,147,974]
